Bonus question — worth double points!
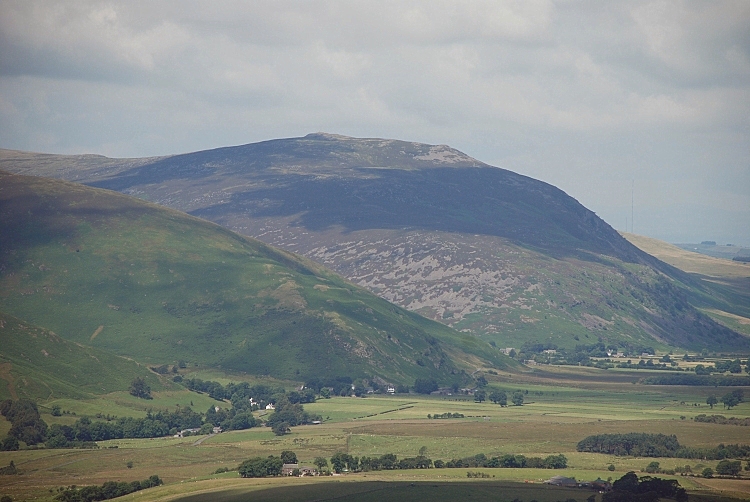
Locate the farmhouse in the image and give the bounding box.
[281,464,318,476]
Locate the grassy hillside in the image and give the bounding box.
[623,232,750,280]
[1,136,747,352]
[0,172,513,384]
[0,311,163,401]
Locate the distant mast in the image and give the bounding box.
[631,179,634,234]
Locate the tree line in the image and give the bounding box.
[236,450,567,477]
[1,394,318,449]
[54,475,163,502]
[694,414,750,426]
[641,374,749,386]
[182,378,315,408]
[577,432,750,460]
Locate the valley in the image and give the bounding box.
[1,369,749,502]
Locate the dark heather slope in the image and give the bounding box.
[1,134,746,351]
[0,172,514,383]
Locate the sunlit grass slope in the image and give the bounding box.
[0,311,163,401]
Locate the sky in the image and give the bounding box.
[1,1,748,245]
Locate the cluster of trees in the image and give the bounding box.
[603,472,687,502]
[181,379,313,409]
[2,398,262,450]
[0,399,47,448]
[325,452,567,472]
[577,433,681,457]
[3,382,320,448]
[54,475,163,502]
[482,389,524,406]
[616,360,681,371]
[577,433,750,460]
[304,376,369,397]
[438,453,567,469]
[641,374,749,386]
[715,460,744,476]
[238,456,284,478]
[331,452,432,472]
[694,414,750,426]
[235,450,568,478]
[265,397,321,436]
[517,342,655,367]
[413,378,439,394]
[46,407,206,447]
[128,378,152,399]
[711,359,746,374]
[706,389,744,410]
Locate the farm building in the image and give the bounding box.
[544,475,578,487]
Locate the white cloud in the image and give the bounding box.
[0,0,748,243]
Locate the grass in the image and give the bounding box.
[623,232,750,281]
[0,312,164,402]
[2,369,749,501]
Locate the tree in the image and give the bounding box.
[476,375,488,388]
[281,450,298,464]
[320,387,331,399]
[474,390,486,403]
[512,391,524,406]
[330,452,352,473]
[0,436,19,451]
[716,460,742,476]
[489,390,507,406]
[702,467,713,478]
[721,389,743,410]
[721,392,741,410]
[313,456,328,471]
[129,378,152,399]
[644,461,660,473]
[272,421,290,436]
[413,378,438,394]
[706,395,718,409]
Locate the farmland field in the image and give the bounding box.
[1,368,749,501]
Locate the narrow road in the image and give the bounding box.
[192,433,217,446]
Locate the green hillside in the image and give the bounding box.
[0,172,513,384]
[0,311,163,401]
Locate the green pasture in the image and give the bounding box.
[2,367,750,501]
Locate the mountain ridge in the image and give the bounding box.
[1,134,746,352]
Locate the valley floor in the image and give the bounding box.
[1,368,749,502]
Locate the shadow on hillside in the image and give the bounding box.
[185,167,642,264]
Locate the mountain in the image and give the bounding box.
[2,134,747,352]
[0,171,513,384]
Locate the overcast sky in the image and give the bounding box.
[1,1,748,245]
